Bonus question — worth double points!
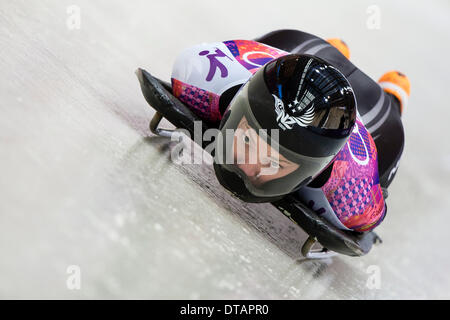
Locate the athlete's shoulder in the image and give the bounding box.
[326,116,385,231]
[171,40,288,96]
[221,40,289,74]
[171,40,288,122]
[298,115,385,232]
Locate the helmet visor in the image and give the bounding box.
[215,82,335,198]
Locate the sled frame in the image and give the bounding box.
[137,68,382,259]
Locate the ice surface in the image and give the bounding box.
[0,0,449,299]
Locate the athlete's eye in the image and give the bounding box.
[243,134,250,145]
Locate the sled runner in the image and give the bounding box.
[136,68,382,259]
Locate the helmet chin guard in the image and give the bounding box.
[214,54,356,203]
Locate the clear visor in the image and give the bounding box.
[215,83,335,198]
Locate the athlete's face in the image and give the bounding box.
[232,117,299,187]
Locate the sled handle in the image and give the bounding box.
[301,236,338,260]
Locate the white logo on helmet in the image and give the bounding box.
[273,94,315,130]
[272,58,316,130]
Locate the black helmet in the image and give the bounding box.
[213,54,356,203]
